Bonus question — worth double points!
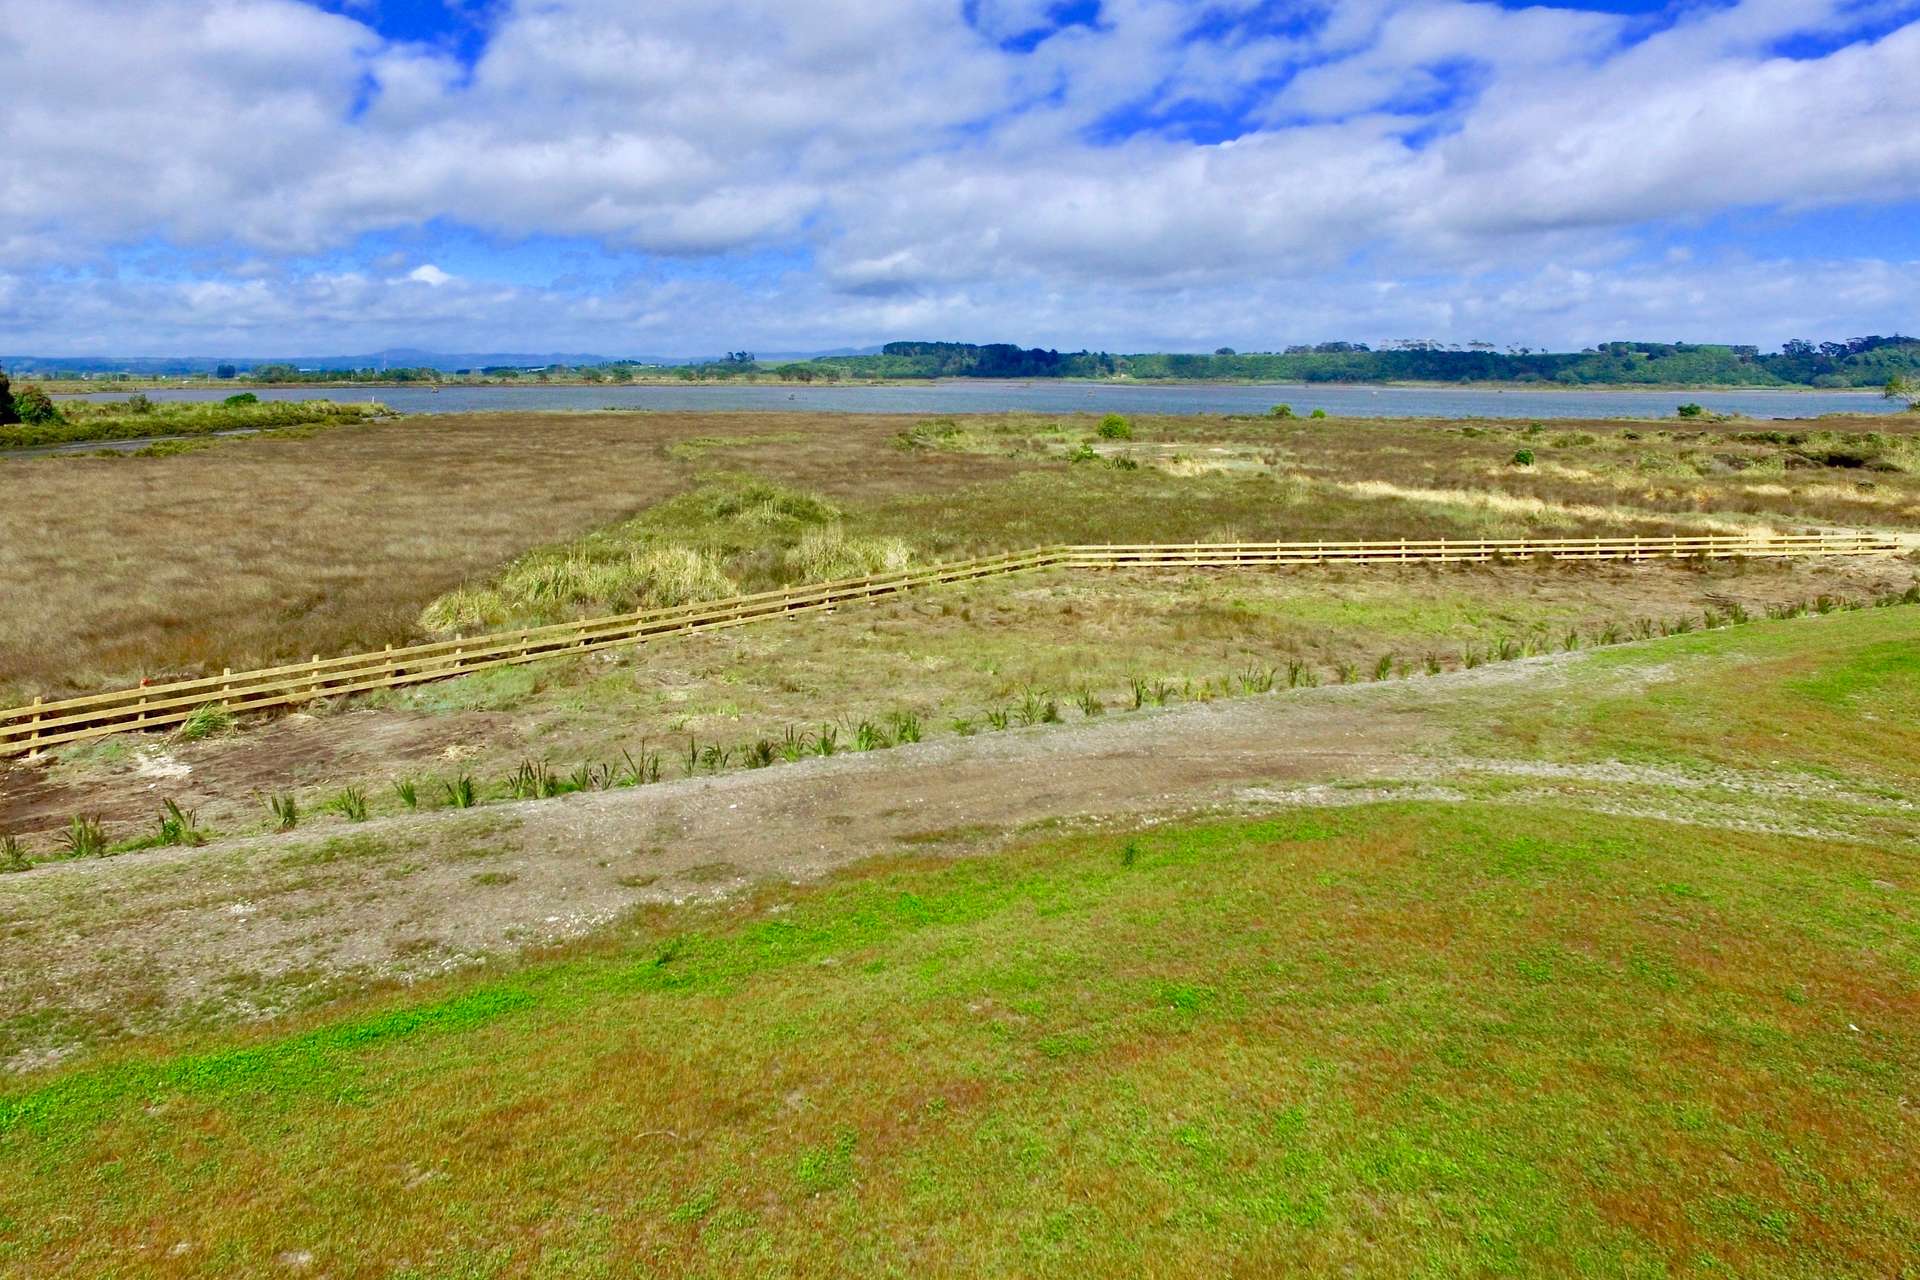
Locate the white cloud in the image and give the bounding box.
[0,0,1917,350]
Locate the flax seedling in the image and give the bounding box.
[1150,679,1175,707]
[333,786,369,822]
[1130,676,1150,710]
[2,835,31,873]
[1285,661,1308,689]
[950,717,978,736]
[852,720,891,752]
[268,792,299,831]
[621,746,663,785]
[155,799,204,847]
[1237,665,1275,695]
[1373,654,1394,682]
[889,711,923,743]
[444,775,477,809]
[1425,653,1443,676]
[745,740,777,769]
[393,779,418,810]
[1496,638,1520,662]
[1075,686,1105,716]
[984,708,1011,731]
[60,814,108,859]
[778,726,812,763]
[1562,629,1580,652]
[814,725,840,756]
[1335,661,1358,684]
[699,743,733,772]
[1462,647,1483,669]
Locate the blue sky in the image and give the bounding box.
[1,0,1916,356]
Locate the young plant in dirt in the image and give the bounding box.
[59,815,107,859]
[154,799,205,848]
[268,792,299,831]
[1,835,29,873]
[393,779,419,810]
[332,786,369,822]
[443,775,478,809]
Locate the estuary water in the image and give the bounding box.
[53,380,1901,420]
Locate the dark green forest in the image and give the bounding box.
[808,336,1920,388]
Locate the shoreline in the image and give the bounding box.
[44,376,1894,397]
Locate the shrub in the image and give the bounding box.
[1510,449,1535,467]
[0,372,16,426]
[223,392,260,407]
[1677,403,1706,418]
[123,393,155,414]
[12,384,60,425]
[1268,404,1294,419]
[1097,414,1133,440]
[1308,408,1328,419]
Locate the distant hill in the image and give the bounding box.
[0,344,889,376]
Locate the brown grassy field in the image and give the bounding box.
[5,409,1915,706]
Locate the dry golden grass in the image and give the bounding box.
[0,412,1004,701]
[5,408,1915,704]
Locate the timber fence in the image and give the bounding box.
[2,531,1906,759]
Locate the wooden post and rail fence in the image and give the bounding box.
[2,531,1908,759]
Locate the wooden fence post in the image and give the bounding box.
[26,697,42,760]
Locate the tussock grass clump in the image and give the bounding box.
[423,546,738,632]
[268,793,299,831]
[173,702,234,742]
[1,835,30,873]
[785,526,912,581]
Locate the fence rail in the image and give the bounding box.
[3,531,1905,758]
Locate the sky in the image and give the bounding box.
[1,0,1917,357]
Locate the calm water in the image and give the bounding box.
[55,380,1900,419]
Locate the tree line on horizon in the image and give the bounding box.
[804,336,1920,389]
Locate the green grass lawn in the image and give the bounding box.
[2,613,1917,1277]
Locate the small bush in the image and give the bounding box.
[1097,414,1133,440]
[1677,403,1705,419]
[1268,404,1294,419]
[222,392,260,407]
[1510,449,1535,467]
[11,385,61,425]
[1308,408,1328,419]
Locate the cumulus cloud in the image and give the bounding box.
[0,0,1916,350]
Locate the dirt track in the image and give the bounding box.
[6,640,1902,1072]
[0,658,1505,1066]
